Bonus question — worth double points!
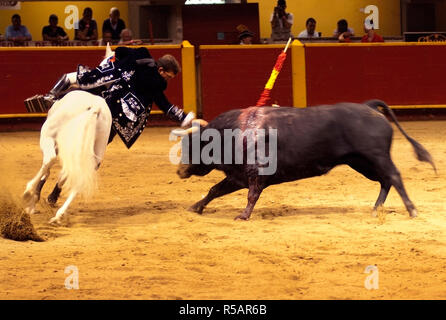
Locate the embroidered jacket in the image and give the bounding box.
[76,46,185,148]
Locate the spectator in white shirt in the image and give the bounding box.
[298,17,320,38]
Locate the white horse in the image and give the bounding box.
[23,90,112,224]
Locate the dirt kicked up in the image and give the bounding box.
[0,122,446,300]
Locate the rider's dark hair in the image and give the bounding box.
[157,54,181,74]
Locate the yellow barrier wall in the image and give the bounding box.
[0,1,128,41]
[1,1,403,42]
[248,0,401,39]
[181,40,197,114]
[291,39,306,108]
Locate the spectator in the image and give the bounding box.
[42,14,68,42]
[298,17,320,38]
[270,0,293,41]
[102,7,126,41]
[236,24,254,45]
[118,29,142,45]
[239,30,254,45]
[334,19,354,42]
[361,20,384,43]
[75,7,98,41]
[5,14,32,44]
[99,30,114,46]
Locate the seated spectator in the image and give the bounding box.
[118,29,142,45]
[102,7,126,41]
[333,19,354,43]
[75,7,98,41]
[270,0,293,41]
[361,20,383,43]
[42,14,69,42]
[298,17,320,38]
[236,24,254,45]
[5,14,32,44]
[99,30,114,46]
[239,30,254,45]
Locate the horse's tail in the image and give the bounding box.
[57,105,101,197]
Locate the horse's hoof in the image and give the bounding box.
[25,207,36,215]
[234,215,249,221]
[46,198,58,207]
[410,209,418,218]
[22,190,33,203]
[49,217,61,225]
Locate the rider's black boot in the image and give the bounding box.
[43,73,72,108]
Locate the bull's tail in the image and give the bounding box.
[364,99,436,173]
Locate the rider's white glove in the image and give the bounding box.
[181,112,196,128]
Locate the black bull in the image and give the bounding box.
[173,100,436,220]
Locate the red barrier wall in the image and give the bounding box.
[0,46,183,114]
[305,43,446,106]
[200,46,293,120]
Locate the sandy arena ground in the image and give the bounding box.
[0,121,446,300]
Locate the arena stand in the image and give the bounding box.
[0,40,105,47]
[0,39,173,47]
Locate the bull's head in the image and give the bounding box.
[170,119,213,179]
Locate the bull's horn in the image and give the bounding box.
[171,126,199,137]
[171,119,207,136]
[105,42,114,59]
[192,119,208,126]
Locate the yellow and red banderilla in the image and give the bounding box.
[256,37,292,107]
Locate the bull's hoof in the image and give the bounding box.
[372,206,385,218]
[410,209,418,218]
[188,205,204,215]
[234,215,250,221]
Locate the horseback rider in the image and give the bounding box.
[26,46,195,148]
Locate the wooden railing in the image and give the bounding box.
[0,39,175,47]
